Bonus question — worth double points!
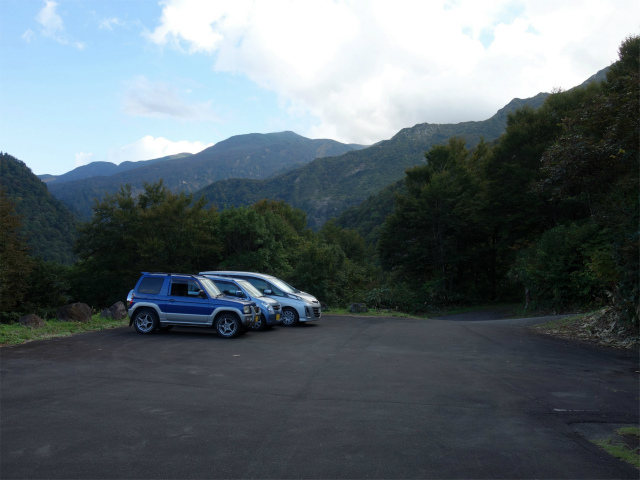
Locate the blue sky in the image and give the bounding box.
[1,0,638,175]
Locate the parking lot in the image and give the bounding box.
[1,314,638,479]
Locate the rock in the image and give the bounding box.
[349,303,368,313]
[56,303,92,323]
[100,301,127,320]
[19,314,45,328]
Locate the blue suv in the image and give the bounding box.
[127,272,260,338]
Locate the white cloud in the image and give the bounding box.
[146,0,640,144]
[35,0,84,49]
[123,75,218,121]
[99,17,125,31]
[75,152,94,168]
[106,135,213,165]
[21,29,36,43]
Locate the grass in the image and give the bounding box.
[0,315,129,347]
[594,426,640,468]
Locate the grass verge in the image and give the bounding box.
[0,315,129,347]
[594,426,640,468]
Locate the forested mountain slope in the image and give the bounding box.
[49,131,361,218]
[199,93,549,229]
[0,153,77,264]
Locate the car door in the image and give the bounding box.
[164,277,213,324]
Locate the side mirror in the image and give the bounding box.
[236,291,245,298]
[264,289,272,295]
[198,290,207,299]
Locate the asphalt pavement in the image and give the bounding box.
[1,314,638,479]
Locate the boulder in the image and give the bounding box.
[19,314,45,328]
[56,303,92,323]
[348,303,368,313]
[100,301,127,320]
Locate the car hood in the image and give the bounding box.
[296,291,319,304]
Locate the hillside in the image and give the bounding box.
[38,153,192,184]
[49,131,361,218]
[0,153,77,264]
[198,93,549,229]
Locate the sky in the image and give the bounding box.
[0,0,638,175]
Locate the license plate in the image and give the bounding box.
[276,314,280,321]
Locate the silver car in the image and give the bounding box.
[200,271,321,326]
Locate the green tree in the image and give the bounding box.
[0,189,33,315]
[378,138,484,301]
[537,35,639,323]
[73,181,222,307]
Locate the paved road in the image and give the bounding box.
[1,314,638,479]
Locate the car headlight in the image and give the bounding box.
[243,305,251,314]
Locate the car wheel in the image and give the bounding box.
[252,314,268,331]
[133,309,159,334]
[281,307,299,326]
[215,313,240,339]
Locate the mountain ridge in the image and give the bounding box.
[47,131,360,218]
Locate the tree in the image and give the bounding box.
[537,35,639,323]
[73,181,222,307]
[378,138,484,302]
[0,189,33,315]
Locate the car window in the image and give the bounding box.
[170,278,202,297]
[244,277,284,296]
[267,277,299,294]
[138,277,164,294]
[213,280,239,296]
[245,277,269,293]
[199,278,221,298]
[236,279,262,298]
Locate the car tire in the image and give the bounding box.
[133,309,159,334]
[252,314,268,331]
[281,307,299,326]
[215,313,241,339]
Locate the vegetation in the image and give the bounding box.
[0,37,636,336]
[197,93,550,230]
[0,153,78,264]
[0,314,128,347]
[594,426,640,468]
[375,36,639,326]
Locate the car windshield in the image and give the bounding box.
[236,279,262,298]
[199,277,222,297]
[268,276,301,294]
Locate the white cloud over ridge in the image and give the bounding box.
[146,0,639,144]
[106,136,213,165]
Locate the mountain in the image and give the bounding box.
[197,92,550,229]
[38,153,192,184]
[48,131,361,218]
[0,153,77,264]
